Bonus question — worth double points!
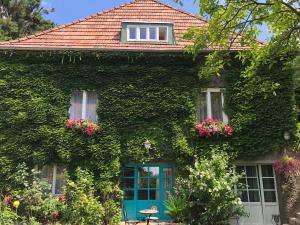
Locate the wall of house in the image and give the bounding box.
[0,51,296,219]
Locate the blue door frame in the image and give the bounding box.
[122,163,174,221]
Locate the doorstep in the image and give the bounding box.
[120,222,175,225]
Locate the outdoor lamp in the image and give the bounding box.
[143,140,151,150]
[283,131,291,141]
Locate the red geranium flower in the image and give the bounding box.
[4,194,12,204]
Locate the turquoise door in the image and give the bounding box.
[122,164,174,221]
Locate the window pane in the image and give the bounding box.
[149,167,159,176]
[164,178,173,188]
[138,178,148,188]
[124,190,134,200]
[159,27,167,41]
[264,191,276,202]
[129,27,136,40]
[149,178,159,188]
[149,190,159,200]
[198,92,207,122]
[246,166,257,177]
[261,165,274,177]
[70,91,83,119]
[163,168,173,177]
[86,91,97,122]
[123,167,134,177]
[138,190,148,200]
[263,178,275,189]
[140,27,147,40]
[55,166,65,195]
[149,27,157,40]
[211,92,223,120]
[249,191,260,202]
[247,178,258,189]
[122,178,135,189]
[40,165,53,184]
[138,167,149,177]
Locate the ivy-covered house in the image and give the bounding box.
[0,0,296,224]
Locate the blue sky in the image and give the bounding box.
[42,0,269,42]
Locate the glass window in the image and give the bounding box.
[236,166,260,203]
[129,27,137,40]
[264,191,276,202]
[149,167,159,176]
[149,190,159,200]
[122,178,135,189]
[138,178,148,188]
[211,92,223,120]
[163,168,173,177]
[70,91,83,119]
[261,165,277,203]
[124,190,134,200]
[123,167,134,177]
[138,190,148,200]
[197,89,227,123]
[86,91,97,122]
[39,165,66,195]
[138,167,149,177]
[149,27,157,40]
[159,27,167,41]
[140,27,147,40]
[69,91,97,121]
[149,178,159,188]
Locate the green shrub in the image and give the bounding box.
[165,194,186,223]
[63,168,104,225]
[172,148,245,225]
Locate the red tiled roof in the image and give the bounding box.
[0,0,249,51]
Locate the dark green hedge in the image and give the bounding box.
[0,51,296,187]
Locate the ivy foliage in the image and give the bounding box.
[0,51,296,186]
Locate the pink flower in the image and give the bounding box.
[4,194,11,204]
[85,124,97,136]
[52,213,60,219]
[195,118,234,139]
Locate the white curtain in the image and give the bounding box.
[86,91,97,122]
[70,91,83,119]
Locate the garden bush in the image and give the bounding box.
[168,148,245,225]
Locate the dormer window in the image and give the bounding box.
[127,25,168,42]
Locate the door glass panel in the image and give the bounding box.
[138,190,148,200]
[263,178,275,189]
[163,168,173,177]
[124,190,134,200]
[123,167,134,177]
[164,178,173,188]
[246,166,257,177]
[149,167,159,177]
[149,178,159,188]
[249,191,260,202]
[138,167,149,177]
[122,178,134,189]
[264,191,276,202]
[211,92,223,120]
[149,190,159,200]
[261,165,273,177]
[247,178,258,189]
[138,178,148,188]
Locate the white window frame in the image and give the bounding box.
[200,88,228,123]
[127,25,168,42]
[69,90,97,121]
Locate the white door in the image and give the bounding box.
[233,165,279,225]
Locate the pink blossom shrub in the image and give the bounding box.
[66,118,98,136]
[274,154,300,177]
[195,118,234,139]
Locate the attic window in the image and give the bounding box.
[127,25,168,42]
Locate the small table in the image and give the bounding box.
[139,209,159,225]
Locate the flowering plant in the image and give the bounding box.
[195,118,234,139]
[274,154,300,177]
[66,118,98,136]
